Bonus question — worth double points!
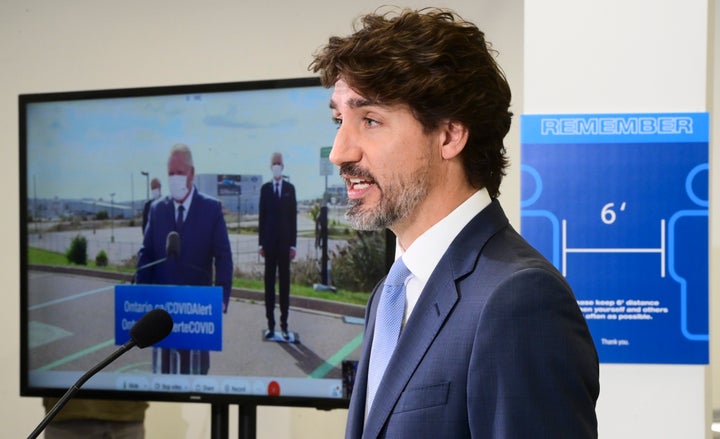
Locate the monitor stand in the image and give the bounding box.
[211,402,257,439]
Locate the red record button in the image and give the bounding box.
[268,380,280,396]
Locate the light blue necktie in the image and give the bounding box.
[366,257,411,413]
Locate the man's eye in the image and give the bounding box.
[332,117,342,127]
[365,118,379,127]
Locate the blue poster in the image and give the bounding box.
[521,113,709,364]
[115,284,223,351]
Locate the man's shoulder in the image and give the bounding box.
[281,180,296,194]
[151,197,173,210]
[193,190,222,208]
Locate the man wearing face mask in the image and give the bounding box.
[141,177,162,234]
[137,143,233,374]
[258,152,297,340]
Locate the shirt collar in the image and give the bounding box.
[399,188,492,283]
[175,186,195,212]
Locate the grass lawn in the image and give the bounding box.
[28,247,370,306]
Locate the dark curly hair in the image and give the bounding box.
[309,7,512,198]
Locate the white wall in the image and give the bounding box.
[0,1,522,437]
[525,1,715,438]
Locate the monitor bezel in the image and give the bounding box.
[18,76,391,410]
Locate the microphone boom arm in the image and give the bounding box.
[27,340,136,439]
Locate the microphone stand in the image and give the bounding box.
[27,339,136,439]
[131,230,180,283]
[130,257,167,283]
[136,258,167,272]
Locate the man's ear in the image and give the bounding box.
[439,120,469,160]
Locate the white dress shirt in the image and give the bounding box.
[174,186,194,222]
[398,188,492,324]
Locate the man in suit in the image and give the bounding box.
[258,152,297,340]
[137,143,233,374]
[310,8,600,438]
[141,177,161,233]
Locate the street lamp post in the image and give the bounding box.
[141,171,150,200]
[110,192,115,243]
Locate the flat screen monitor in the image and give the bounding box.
[19,77,393,410]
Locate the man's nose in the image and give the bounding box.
[329,123,359,167]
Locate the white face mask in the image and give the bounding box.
[151,188,161,200]
[271,164,283,179]
[168,175,189,201]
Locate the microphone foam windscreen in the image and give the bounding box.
[129,308,174,348]
[166,231,180,259]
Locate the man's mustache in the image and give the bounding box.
[339,163,375,181]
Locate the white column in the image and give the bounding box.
[524,1,711,438]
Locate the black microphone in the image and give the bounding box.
[28,309,174,439]
[131,231,180,283]
[129,308,175,348]
[166,230,180,259]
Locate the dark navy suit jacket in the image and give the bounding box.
[258,179,297,251]
[346,199,599,438]
[137,188,233,309]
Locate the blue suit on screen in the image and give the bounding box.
[136,187,233,374]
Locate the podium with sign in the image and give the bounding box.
[115,284,223,352]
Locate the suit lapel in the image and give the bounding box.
[362,199,509,438]
[345,289,377,438]
[161,197,175,232]
[182,188,200,227]
[362,265,459,438]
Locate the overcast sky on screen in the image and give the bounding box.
[25,85,342,202]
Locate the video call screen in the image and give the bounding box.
[20,78,388,408]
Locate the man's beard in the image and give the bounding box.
[344,164,430,231]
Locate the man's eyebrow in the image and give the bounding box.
[329,97,375,110]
